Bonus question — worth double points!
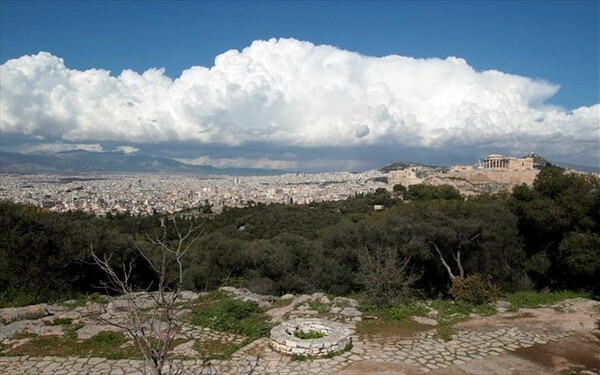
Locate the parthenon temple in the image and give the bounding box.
[481,154,534,171]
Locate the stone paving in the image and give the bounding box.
[1,292,597,374]
[0,325,576,374]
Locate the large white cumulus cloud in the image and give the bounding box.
[1,38,598,160]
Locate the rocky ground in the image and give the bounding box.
[0,288,598,374]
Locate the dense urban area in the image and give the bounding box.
[0,171,388,216]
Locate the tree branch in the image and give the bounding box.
[432,243,456,280]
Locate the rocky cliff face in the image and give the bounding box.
[388,167,539,196]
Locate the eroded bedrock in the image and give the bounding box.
[270,318,352,357]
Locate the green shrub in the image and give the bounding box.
[0,287,38,308]
[191,298,271,338]
[449,274,501,304]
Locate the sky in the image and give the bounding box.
[1,1,599,171]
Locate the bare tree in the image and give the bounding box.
[357,245,421,307]
[91,219,201,375]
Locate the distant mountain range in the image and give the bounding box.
[0,150,597,175]
[0,151,283,175]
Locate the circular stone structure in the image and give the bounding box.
[270,318,352,357]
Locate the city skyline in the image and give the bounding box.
[1,1,598,171]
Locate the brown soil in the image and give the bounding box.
[340,360,418,374]
[193,338,237,356]
[356,319,432,340]
[514,333,600,374]
[430,353,554,375]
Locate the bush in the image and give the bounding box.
[357,246,420,307]
[449,274,501,304]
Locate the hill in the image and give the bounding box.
[0,151,282,175]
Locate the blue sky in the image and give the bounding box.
[1,1,599,170]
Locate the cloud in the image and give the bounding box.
[25,142,104,153]
[354,124,370,138]
[114,145,139,154]
[178,155,298,170]
[23,142,141,155]
[1,38,598,166]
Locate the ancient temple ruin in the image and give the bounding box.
[481,154,534,171]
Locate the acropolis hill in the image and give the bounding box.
[388,153,540,196]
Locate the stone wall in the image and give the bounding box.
[270,318,352,357]
[447,169,538,185]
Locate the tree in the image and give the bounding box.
[357,245,421,306]
[512,166,600,290]
[92,219,201,375]
[558,232,600,292]
[411,200,526,290]
[392,184,407,199]
[417,201,481,282]
[407,184,461,201]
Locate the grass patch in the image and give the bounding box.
[199,337,255,360]
[364,302,428,321]
[290,342,353,361]
[506,290,592,310]
[501,312,535,320]
[190,296,272,339]
[308,301,330,314]
[11,332,38,340]
[293,330,325,339]
[65,292,108,308]
[51,318,73,326]
[291,353,309,361]
[436,325,456,341]
[431,299,496,321]
[64,323,84,340]
[3,331,139,359]
[429,299,496,342]
[194,338,237,358]
[270,298,293,309]
[356,319,430,338]
[88,331,123,346]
